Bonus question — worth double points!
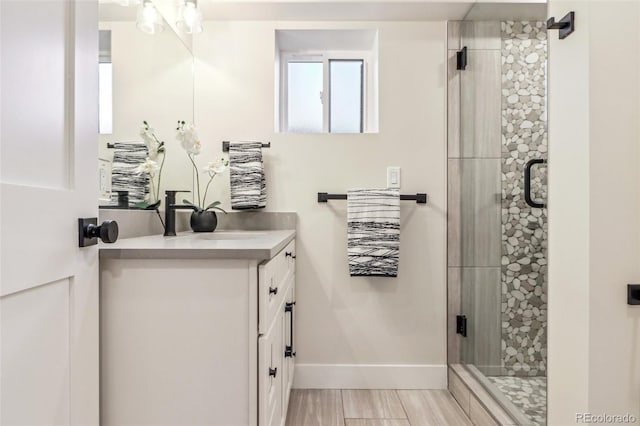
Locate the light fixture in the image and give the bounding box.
[136,0,164,35]
[176,0,203,35]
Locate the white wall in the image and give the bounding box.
[193,21,448,388]
[548,0,640,423]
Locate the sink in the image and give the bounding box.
[189,231,270,240]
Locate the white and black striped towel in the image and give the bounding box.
[347,189,400,277]
[110,142,149,205]
[229,142,266,210]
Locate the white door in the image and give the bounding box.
[0,1,99,425]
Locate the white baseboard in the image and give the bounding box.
[293,364,447,389]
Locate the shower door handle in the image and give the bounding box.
[524,159,547,209]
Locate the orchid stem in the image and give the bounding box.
[155,151,165,203]
[154,208,165,230]
[202,173,215,209]
[149,175,156,204]
[188,154,201,207]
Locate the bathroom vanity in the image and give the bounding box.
[99,230,296,426]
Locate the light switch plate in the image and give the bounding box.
[387,167,401,189]
[99,158,112,202]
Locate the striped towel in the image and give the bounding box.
[229,142,266,210]
[110,142,149,206]
[347,189,400,277]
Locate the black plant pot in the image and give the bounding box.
[190,210,217,232]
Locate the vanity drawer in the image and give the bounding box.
[282,240,296,279]
[258,240,295,334]
[258,311,283,426]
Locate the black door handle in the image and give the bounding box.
[268,367,277,378]
[285,301,296,358]
[524,159,547,208]
[79,218,119,247]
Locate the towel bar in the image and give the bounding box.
[107,143,144,148]
[222,141,271,152]
[317,192,428,204]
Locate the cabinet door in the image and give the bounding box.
[259,311,283,426]
[282,281,296,421]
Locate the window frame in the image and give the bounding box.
[98,29,113,135]
[280,50,371,134]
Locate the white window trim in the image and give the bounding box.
[280,50,372,134]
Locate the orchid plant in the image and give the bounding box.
[135,120,166,209]
[176,120,228,213]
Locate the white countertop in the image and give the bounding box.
[99,229,296,260]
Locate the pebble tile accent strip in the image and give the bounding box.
[501,21,548,377]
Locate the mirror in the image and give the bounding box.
[98,1,194,207]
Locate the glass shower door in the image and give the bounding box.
[452,19,548,426]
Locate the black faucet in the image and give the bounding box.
[164,190,194,236]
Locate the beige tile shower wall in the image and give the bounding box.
[461,268,502,375]
[193,21,447,382]
[447,22,502,369]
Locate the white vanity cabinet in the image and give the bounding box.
[100,232,296,426]
[258,242,296,426]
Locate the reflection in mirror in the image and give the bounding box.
[98,1,194,208]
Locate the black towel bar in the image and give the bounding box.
[106,142,146,149]
[222,141,271,152]
[317,192,427,204]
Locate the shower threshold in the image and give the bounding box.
[467,364,545,426]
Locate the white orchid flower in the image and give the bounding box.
[203,159,228,175]
[176,122,201,155]
[140,124,161,159]
[135,157,160,176]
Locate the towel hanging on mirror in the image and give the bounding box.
[110,142,149,206]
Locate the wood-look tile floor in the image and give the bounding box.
[285,389,472,426]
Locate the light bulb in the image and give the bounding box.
[177,0,202,34]
[136,1,164,34]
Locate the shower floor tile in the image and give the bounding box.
[487,376,547,425]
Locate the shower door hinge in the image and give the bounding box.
[456,46,467,71]
[456,315,467,337]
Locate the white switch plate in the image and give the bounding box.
[99,158,112,202]
[387,167,401,189]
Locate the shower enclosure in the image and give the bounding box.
[448,12,548,426]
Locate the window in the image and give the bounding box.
[282,52,366,134]
[329,59,364,133]
[275,29,378,134]
[287,61,324,133]
[99,30,113,135]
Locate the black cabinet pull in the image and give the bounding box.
[524,159,547,208]
[285,252,296,259]
[269,367,277,378]
[269,287,278,296]
[285,301,296,358]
